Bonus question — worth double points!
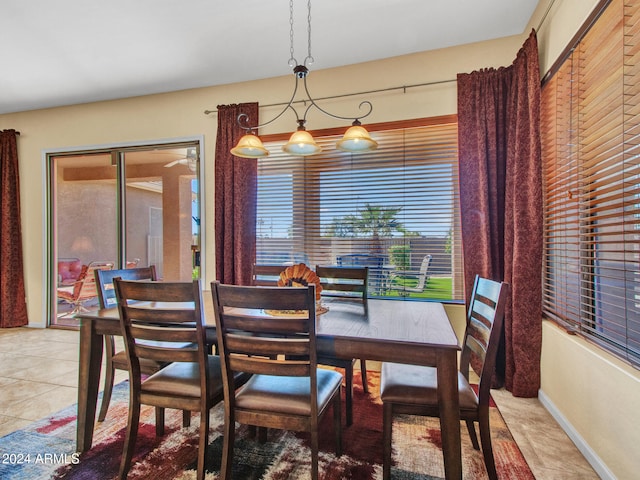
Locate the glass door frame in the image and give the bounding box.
[44,136,205,327]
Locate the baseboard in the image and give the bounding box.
[538,389,615,480]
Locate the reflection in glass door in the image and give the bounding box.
[50,143,201,327]
[123,146,199,281]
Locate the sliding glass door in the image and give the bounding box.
[50,142,201,327]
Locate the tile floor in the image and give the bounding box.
[0,326,599,479]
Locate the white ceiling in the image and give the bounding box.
[0,0,539,115]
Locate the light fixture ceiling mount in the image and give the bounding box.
[231,0,378,159]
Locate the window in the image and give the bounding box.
[542,0,640,366]
[256,117,464,301]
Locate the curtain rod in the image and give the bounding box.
[203,78,456,115]
[0,130,20,135]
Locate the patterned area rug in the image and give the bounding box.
[0,371,534,479]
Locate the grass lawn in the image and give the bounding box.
[383,276,453,300]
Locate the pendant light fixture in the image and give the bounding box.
[231,0,377,159]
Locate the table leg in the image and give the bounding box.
[437,349,462,480]
[76,319,103,452]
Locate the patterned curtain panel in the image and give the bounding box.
[0,129,29,328]
[214,103,259,285]
[457,31,542,397]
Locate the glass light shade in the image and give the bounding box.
[282,129,322,156]
[231,134,269,158]
[336,125,378,152]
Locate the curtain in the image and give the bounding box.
[457,31,542,397]
[214,103,259,285]
[0,130,29,328]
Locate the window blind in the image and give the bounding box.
[256,118,463,301]
[542,0,640,366]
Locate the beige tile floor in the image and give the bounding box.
[0,327,599,479]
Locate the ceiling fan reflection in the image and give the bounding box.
[164,148,198,172]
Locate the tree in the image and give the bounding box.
[325,203,415,253]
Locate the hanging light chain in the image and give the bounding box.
[288,0,314,68]
[305,0,314,66]
[288,0,296,67]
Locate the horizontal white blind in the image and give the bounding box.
[542,0,640,366]
[256,120,463,301]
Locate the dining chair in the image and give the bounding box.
[315,265,369,426]
[211,282,342,480]
[252,264,288,286]
[113,278,247,480]
[336,253,386,294]
[95,265,194,426]
[57,260,114,316]
[380,275,509,480]
[388,254,433,295]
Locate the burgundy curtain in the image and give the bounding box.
[457,31,542,397]
[0,130,29,328]
[214,103,259,285]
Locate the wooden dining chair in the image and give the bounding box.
[57,261,114,316]
[380,275,509,480]
[315,265,369,426]
[252,264,288,286]
[95,266,162,422]
[211,282,343,480]
[113,278,248,480]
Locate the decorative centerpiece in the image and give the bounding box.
[267,263,328,315]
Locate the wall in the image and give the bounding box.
[532,1,640,479]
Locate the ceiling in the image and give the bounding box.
[0,0,539,115]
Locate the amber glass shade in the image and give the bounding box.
[336,125,378,152]
[231,134,269,158]
[282,129,322,156]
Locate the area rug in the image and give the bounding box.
[0,370,534,479]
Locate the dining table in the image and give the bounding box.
[74,294,462,479]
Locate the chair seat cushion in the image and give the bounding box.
[236,368,342,416]
[380,362,478,410]
[141,355,224,399]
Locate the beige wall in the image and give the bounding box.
[2,0,637,477]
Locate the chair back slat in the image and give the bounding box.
[95,266,156,308]
[229,356,311,377]
[252,264,288,286]
[124,307,197,325]
[315,265,368,301]
[226,334,309,357]
[217,284,313,311]
[134,344,199,363]
[129,322,199,343]
[467,315,491,347]
[224,313,310,335]
[464,333,487,361]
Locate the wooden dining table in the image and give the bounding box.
[74,294,462,479]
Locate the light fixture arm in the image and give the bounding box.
[237,73,301,133]
[299,68,373,124]
[237,63,373,133]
